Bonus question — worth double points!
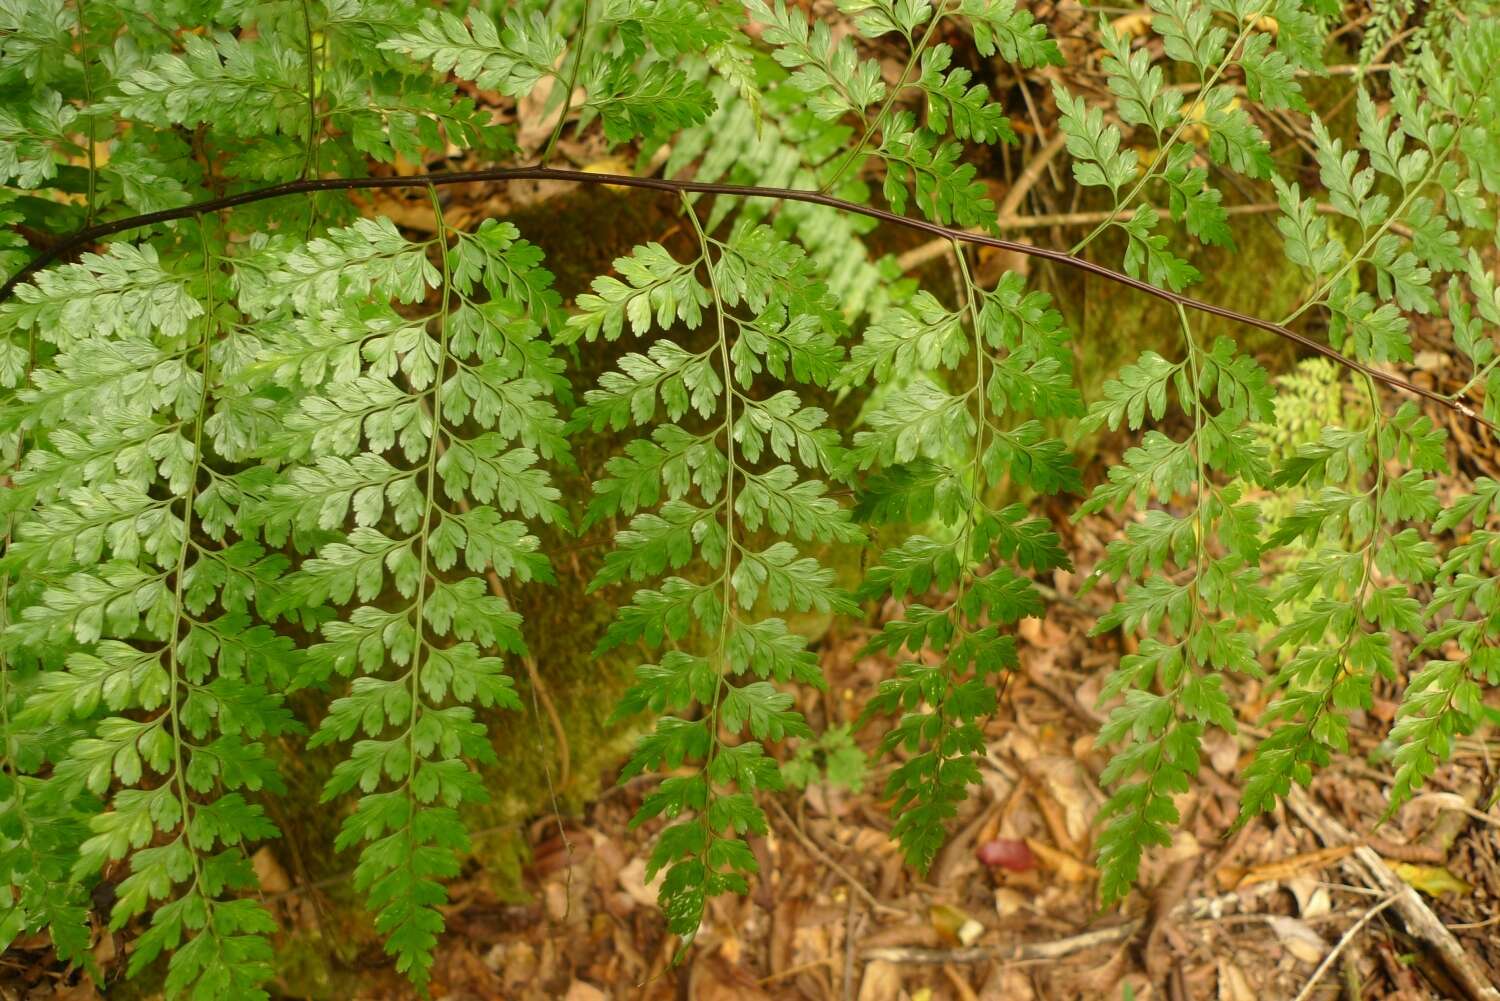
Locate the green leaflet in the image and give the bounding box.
[593,212,858,942]
[917,44,1015,144]
[852,241,1080,871]
[1239,31,1498,832]
[380,9,564,99]
[5,221,293,998]
[750,0,888,121]
[248,197,565,988]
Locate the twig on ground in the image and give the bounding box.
[1009,68,1063,193]
[861,923,1140,965]
[1408,792,1500,829]
[942,963,982,1001]
[766,797,910,918]
[1342,950,1363,1001]
[756,956,837,985]
[1167,962,1189,1001]
[1289,894,1400,1001]
[1286,787,1500,1001]
[1364,836,1446,865]
[1447,914,1500,931]
[1021,662,1102,725]
[843,894,862,1001]
[860,881,1300,966]
[998,130,1068,220]
[1142,850,1198,981]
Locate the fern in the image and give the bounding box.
[240,197,567,986]
[1243,27,1500,824]
[852,256,1082,871]
[4,222,292,996]
[569,209,860,943]
[0,0,1497,992]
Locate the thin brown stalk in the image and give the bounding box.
[1,165,1487,431]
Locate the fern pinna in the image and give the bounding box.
[3,223,294,994]
[238,195,568,987]
[568,206,860,942]
[1,0,1499,996]
[848,260,1083,870]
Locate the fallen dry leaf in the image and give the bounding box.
[1111,11,1152,36]
[1026,837,1100,883]
[979,965,1036,1001]
[563,979,607,1001]
[858,959,903,1001]
[1014,748,1102,849]
[930,903,985,946]
[1201,729,1240,777]
[92,930,115,967]
[691,956,774,1001]
[1265,916,1328,965]
[616,857,660,909]
[993,886,1028,918]
[1231,844,1354,888]
[1070,941,1131,998]
[1285,874,1332,919]
[1217,958,1256,1001]
[250,846,291,894]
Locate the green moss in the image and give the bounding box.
[459,182,686,827]
[467,826,532,903]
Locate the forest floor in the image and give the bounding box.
[264,479,1500,1001]
[381,496,1500,1001]
[21,481,1499,1001]
[350,412,1500,1001]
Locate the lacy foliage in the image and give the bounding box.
[1,0,1498,995]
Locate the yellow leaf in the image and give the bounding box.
[1111,12,1151,37]
[582,155,634,191]
[1394,863,1472,897]
[929,903,984,946]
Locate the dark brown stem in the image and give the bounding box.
[2,165,1487,430]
